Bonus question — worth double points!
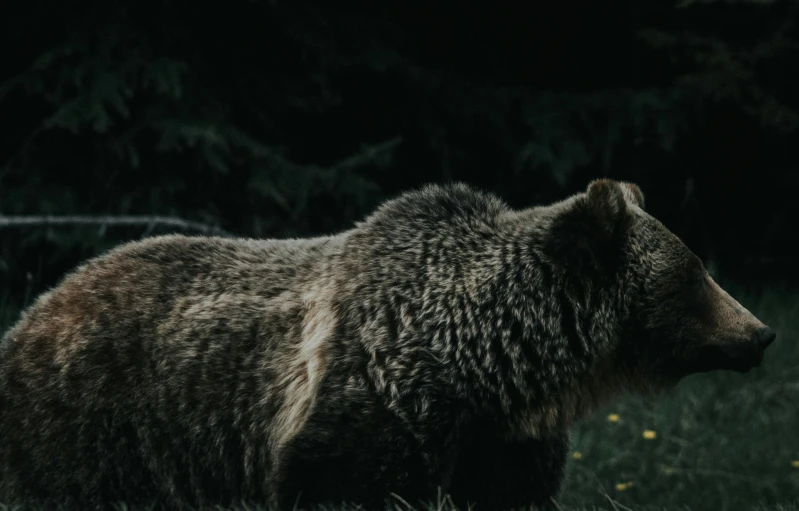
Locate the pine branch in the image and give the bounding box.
[0,215,232,237]
[330,136,403,172]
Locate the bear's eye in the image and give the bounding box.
[689,269,705,290]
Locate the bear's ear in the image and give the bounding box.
[546,179,642,273]
[619,181,645,210]
[586,180,645,209]
[585,179,635,233]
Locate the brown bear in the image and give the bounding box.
[0,179,775,510]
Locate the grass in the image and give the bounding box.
[1,282,798,511]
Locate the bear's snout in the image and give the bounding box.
[754,325,777,349]
[685,325,776,375]
[712,326,776,373]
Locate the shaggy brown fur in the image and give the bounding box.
[0,180,775,510]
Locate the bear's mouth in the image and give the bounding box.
[682,342,765,375]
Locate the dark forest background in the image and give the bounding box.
[1,0,798,309]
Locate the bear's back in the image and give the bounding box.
[0,233,334,364]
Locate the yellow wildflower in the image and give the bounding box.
[607,413,620,423]
[642,430,657,440]
[572,451,583,460]
[615,481,633,491]
[791,460,799,468]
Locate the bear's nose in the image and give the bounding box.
[754,326,776,348]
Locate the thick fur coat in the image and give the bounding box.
[0,180,774,510]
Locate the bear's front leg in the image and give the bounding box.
[447,428,570,511]
[272,396,459,511]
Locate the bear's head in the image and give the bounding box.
[567,179,776,387]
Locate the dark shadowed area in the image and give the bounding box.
[1,0,798,509]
